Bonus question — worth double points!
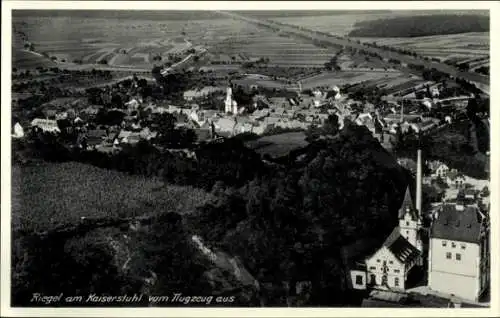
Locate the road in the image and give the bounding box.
[217,11,489,94]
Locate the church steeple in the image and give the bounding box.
[398,149,424,254]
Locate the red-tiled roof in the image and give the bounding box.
[431,204,484,243]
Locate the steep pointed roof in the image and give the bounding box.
[398,186,419,220]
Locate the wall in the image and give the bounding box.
[366,247,407,289]
[350,270,367,290]
[428,238,480,301]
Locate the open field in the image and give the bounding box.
[299,70,406,89]
[12,50,57,69]
[244,131,308,158]
[11,162,212,232]
[12,14,263,70]
[211,34,338,67]
[353,32,489,63]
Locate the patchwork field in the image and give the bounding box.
[12,15,264,70]
[353,32,489,63]
[211,34,339,67]
[11,162,212,232]
[269,11,446,37]
[298,70,406,90]
[268,12,489,65]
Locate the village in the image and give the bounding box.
[9,8,492,310]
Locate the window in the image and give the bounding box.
[382,275,388,285]
[442,241,447,247]
[461,244,466,250]
[406,230,409,235]
[389,261,393,264]
[394,269,400,273]
[394,277,400,287]
[451,242,456,248]
[377,259,381,263]
[369,266,376,270]
[370,274,376,284]
[355,275,363,285]
[406,221,409,226]
[456,253,461,261]
[446,252,452,259]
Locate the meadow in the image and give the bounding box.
[11,162,213,232]
[244,131,308,159]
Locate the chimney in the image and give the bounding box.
[416,149,422,216]
[400,100,404,123]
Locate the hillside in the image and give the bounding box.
[187,123,411,306]
[11,162,261,306]
[11,162,212,232]
[348,14,489,37]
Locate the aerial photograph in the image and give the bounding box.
[9,7,490,309]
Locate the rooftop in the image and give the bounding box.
[431,204,485,243]
[383,227,421,264]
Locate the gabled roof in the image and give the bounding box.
[382,227,421,264]
[431,204,484,243]
[398,186,418,220]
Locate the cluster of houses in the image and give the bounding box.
[344,150,490,306]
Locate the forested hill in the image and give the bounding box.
[348,14,489,37]
[187,122,411,306]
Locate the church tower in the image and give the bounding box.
[224,86,233,113]
[398,149,424,254]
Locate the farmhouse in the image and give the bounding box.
[428,203,489,302]
[12,122,25,139]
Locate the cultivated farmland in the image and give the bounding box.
[11,162,213,232]
[352,32,489,63]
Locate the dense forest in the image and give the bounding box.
[348,14,489,37]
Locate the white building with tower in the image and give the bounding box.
[349,149,425,291]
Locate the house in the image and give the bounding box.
[83,129,108,150]
[125,98,141,111]
[31,118,61,133]
[428,203,489,301]
[82,105,101,117]
[139,127,157,140]
[12,122,25,138]
[213,118,237,135]
[428,161,449,179]
[365,227,421,290]
[446,170,466,189]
